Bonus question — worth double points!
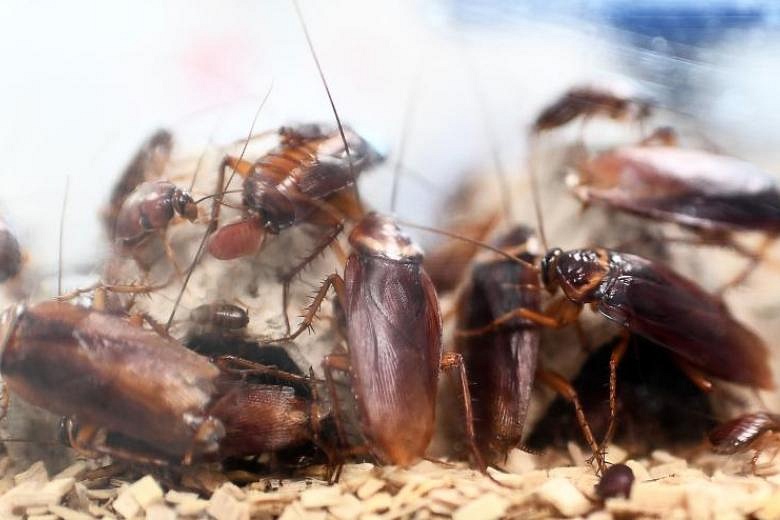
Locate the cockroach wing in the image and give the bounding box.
[709,412,780,454]
[596,254,773,389]
[577,147,780,231]
[295,160,359,201]
[344,255,441,466]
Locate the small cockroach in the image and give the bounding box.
[532,85,652,134]
[286,212,487,470]
[0,301,329,466]
[0,217,22,283]
[103,129,173,236]
[595,463,635,499]
[190,302,249,332]
[709,412,780,471]
[114,180,199,271]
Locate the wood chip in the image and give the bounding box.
[175,498,208,517]
[14,461,48,485]
[536,477,592,517]
[299,485,342,508]
[356,477,385,499]
[163,490,198,504]
[144,503,176,520]
[53,462,89,481]
[207,484,250,520]
[328,493,362,520]
[48,504,93,520]
[127,476,163,510]
[452,494,509,520]
[361,492,392,514]
[112,488,141,519]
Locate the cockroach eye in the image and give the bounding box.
[540,248,563,292]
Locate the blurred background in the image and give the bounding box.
[2,0,780,284]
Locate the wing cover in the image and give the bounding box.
[597,253,773,389]
[344,255,441,465]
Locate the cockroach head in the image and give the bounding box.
[540,248,563,293]
[173,189,198,222]
[349,212,423,262]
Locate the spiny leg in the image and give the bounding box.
[213,355,313,385]
[323,353,351,452]
[440,351,488,473]
[601,332,630,451]
[456,296,582,337]
[282,272,347,341]
[717,233,778,295]
[536,367,605,474]
[280,223,344,335]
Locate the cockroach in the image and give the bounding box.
[460,246,773,457]
[0,216,22,283]
[103,129,173,236]
[190,302,249,332]
[570,145,780,288]
[207,123,381,262]
[595,463,634,499]
[114,180,199,271]
[0,301,330,466]
[532,85,652,134]
[455,226,541,460]
[709,412,780,472]
[285,212,487,470]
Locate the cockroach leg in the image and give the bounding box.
[285,273,348,341]
[536,367,606,473]
[280,223,344,335]
[159,229,184,277]
[213,355,312,385]
[573,319,592,353]
[601,332,630,450]
[717,233,779,295]
[440,351,488,473]
[322,353,350,450]
[673,357,714,392]
[455,297,579,337]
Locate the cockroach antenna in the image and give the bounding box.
[166,83,274,332]
[526,134,549,250]
[58,176,70,297]
[390,74,422,214]
[291,0,355,183]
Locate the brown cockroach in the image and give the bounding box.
[532,85,653,134]
[0,301,330,466]
[0,216,22,283]
[190,302,250,332]
[709,412,780,471]
[114,179,199,271]
[570,145,780,288]
[459,245,774,458]
[285,212,487,470]
[103,129,174,236]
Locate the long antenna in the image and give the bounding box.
[526,134,549,250]
[57,176,70,297]
[461,44,514,222]
[291,0,355,180]
[166,84,273,331]
[390,74,422,213]
[397,219,537,270]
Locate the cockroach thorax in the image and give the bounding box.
[349,213,423,262]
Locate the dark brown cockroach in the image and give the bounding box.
[532,85,652,134]
[595,463,634,499]
[709,412,780,471]
[190,302,249,332]
[0,301,329,466]
[103,129,173,236]
[458,246,773,459]
[114,179,199,271]
[570,145,780,288]
[285,212,486,470]
[455,226,541,461]
[0,216,22,283]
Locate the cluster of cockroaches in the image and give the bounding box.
[1,10,780,500]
